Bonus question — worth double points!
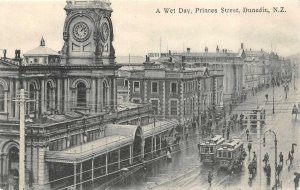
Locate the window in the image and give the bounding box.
[171,82,177,94]
[218,151,222,158]
[124,79,128,87]
[228,152,232,158]
[29,84,35,113]
[151,82,158,93]
[151,100,159,115]
[34,58,38,63]
[170,100,177,115]
[77,82,87,107]
[132,99,141,104]
[210,147,213,153]
[0,85,4,112]
[183,82,186,93]
[222,151,227,158]
[133,81,140,93]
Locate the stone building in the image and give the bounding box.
[173,47,244,106]
[0,1,177,189]
[118,55,224,129]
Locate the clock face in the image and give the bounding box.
[72,22,90,42]
[101,23,109,43]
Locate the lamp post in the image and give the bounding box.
[272,75,275,114]
[263,129,279,189]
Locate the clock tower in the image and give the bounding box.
[61,0,115,65]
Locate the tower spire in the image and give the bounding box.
[40,36,45,46]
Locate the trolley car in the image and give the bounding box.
[199,135,225,165]
[216,138,245,173]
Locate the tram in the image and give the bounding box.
[216,138,245,173]
[199,135,225,165]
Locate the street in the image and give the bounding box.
[110,82,300,190]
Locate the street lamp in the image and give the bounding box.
[263,129,280,189]
[271,75,275,114]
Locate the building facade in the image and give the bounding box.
[0,1,177,190]
[118,56,224,130]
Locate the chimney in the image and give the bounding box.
[169,50,171,55]
[241,43,244,49]
[3,49,6,59]
[250,48,252,51]
[205,47,208,53]
[261,49,263,52]
[145,55,149,62]
[187,48,190,53]
[216,45,219,53]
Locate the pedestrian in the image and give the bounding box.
[279,152,284,165]
[167,147,172,162]
[226,128,230,140]
[286,151,292,165]
[294,176,299,190]
[208,171,213,186]
[253,152,257,161]
[222,128,225,138]
[291,143,297,155]
[265,94,268,102]
[246,128,250,141]
[248,143,252,154]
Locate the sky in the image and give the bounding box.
[0,0,299,58]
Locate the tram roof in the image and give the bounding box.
[200,135,224,146]
[217,138,243,151]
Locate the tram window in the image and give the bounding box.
[210,147,213,153]
[228,152,232,158]
[218,151,221,158]
[205,147,209,153]
[201,147,204,153]
[223,152,227,158]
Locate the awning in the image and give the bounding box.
[143,119,178,138]
[45,135,133,164]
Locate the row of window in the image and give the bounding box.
[48,130,104,151]
[148,99,178,116]
[183,80,198,93]
[132,81,178,94]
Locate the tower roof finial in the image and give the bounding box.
[40,36,45,46]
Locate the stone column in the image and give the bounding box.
[51,88,55,112]
[35,91,39,117]
[15,80,19,118]
[97,78,103,112]
[57,79,61,113]
[4,91,7,114]
[91,78,96,112]
[8,79,13,118]
[64,78,69,113]
[98,78,103,112]
[41,80,45,114]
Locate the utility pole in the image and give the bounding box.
[294,64,296,91]
[14,89,34,190]
[19,89,26,190]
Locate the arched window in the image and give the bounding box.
[77,82,86,107]
[46,82,51,110]
[103,81,108,108]
[0,85,4,112]
[29,84,35,113]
